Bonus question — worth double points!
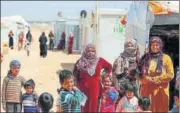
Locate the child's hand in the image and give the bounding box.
[73,86,78,90]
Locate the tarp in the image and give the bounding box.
[1,15,30,27]
[148,1,179,15]
[125,1,155,56]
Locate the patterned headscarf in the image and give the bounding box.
[122,39,139,58]
[138,36,163,77]
[76,44,99,76]
[120,39,140,69]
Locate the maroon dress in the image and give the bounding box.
[73,57,112,112]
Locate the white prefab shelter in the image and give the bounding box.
[83,8,127,64]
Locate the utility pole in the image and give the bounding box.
[95,0,99,54]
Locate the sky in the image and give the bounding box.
[1,1,132,21]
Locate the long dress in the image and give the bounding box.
[39,36,47,57]
[68,36,73,54]
[73,58,112,112]
[139,54,174,112]
[8,33,14,49]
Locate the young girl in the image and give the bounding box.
[116,82,138,112]
[136,97,151,112]
[2,60,26,112]
[38,92,54,113]
[22,79,40,112]
[56,69,87,112]
[99,74,118,112]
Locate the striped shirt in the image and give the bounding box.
[57,89,87,112]
[2,74,26,106]
[22,93,40,112]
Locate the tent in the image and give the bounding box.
[1,15,30,45]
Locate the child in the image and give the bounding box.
[22,79,40,112]
[169,88,179,113]
[2,60,26,112]
[38,92,54,113]
[25,39,30,56]
[56,69,87,112]
[99,74,118,112]
[136,97,151,112]
[116,82,138,112]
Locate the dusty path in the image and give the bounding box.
[1,25,80,111]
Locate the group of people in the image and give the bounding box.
[57,32,74,54]
[2,36,179,112]
[8,30,32,56]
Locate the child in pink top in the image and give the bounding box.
[99,74,118,112]
[116,82,138,112]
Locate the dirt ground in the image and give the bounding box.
[1,24,80,111]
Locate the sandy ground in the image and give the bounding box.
[1,25,80,112]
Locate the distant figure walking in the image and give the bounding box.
[25,30,32,49]
[39,32,47,58]
[18,31,24,51]
[48,30,54,50]
[68,32,74,54]
[60,32,66,50]
[8,30,14,49]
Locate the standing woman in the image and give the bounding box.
[39,32,47,58]
[112,39,140,98]
[60,32,66,50]
[73,44,112,112]
[8,30,14,49]
[137,36,174,112]
[68,32,74,54]
[48,30,54,50]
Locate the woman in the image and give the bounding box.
[48,30,54,50]
[137,36,174,112]
[39,32,47,58]
[8,30,14,49]
[18,31,24,51]
[73,44,112,112]
[68,32,74,54]
[59,32,66,50]
[112,39,140,98]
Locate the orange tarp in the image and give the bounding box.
[120,1,173,25]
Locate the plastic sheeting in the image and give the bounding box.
[125,1,155,56]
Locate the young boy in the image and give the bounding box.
[56,69,87,112]
[22,79,40,112]
[99,74,118,112]
[169,88,179,113]
[116,82,138,112]
[38,92,54,113]
[2,60,26,112]
[25,39,30,56]
[136,97,151,112]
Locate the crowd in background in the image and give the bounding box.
[1,33,179,112]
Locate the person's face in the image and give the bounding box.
[126,90,134,99]
[151,42,161,53]
[86,47,96,58]
[174,96,180,107]
[62,77,74,91]
[25,86,33,94]
[102,77,112,89]
[11,66,20,76]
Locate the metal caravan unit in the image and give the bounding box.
[66,18,80,52]
[54,17,80,52]
[54,18,67,50]
[92,8,127,64]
